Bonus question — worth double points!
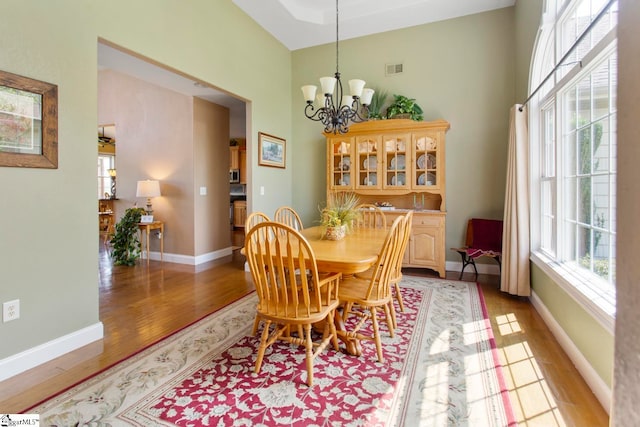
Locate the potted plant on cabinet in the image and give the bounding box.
[110,206,146,266]
[385,94,424,121]
[320,192,361,240]
[366,89,388,120]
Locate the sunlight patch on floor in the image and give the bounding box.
[495,313,522,335]
[497,319,567,427]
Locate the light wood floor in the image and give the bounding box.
[0,231,609,425]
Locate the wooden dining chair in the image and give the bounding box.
[244,211,272,334]
[274,206,304,231]
[245,212,270,235]
[245,221,342,386]
[356,211,412,319]
[338,215,406,363]
[355,203,387,229]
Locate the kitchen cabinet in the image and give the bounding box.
[230,146,247,183]
[233,200,247,228]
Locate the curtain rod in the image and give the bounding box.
[519,0,616,112]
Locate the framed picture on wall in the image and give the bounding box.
[0,69,58,168]
[258,132,285,169]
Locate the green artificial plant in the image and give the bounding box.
[320,192,361,230]
[110,206,146,266]
[366,89,388,120]
[385,94,424,121]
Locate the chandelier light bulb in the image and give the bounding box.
[348,79,365,98]
[319,77,337,95]
[361,88,374,106]
[301,85,317,102]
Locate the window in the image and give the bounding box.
[530,0,617,330]
[98,154,115,199]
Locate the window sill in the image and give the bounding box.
[531,251,615,334]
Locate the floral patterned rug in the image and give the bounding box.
[28,276,515,426]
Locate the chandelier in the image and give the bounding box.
[301,0,374,134]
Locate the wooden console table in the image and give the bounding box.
[138,221,164,265]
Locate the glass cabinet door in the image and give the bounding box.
[355,136,381,189]
[412,133,439,189]
[382,133,410,189]
[328,136,354,189]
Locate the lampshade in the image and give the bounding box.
[361,88,375,106]
[108,168,117,177]
[301,85,317,103]
[136,180,161,198]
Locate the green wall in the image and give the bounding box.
[0,0,291,361]
[531,265,614,386]
[291,8,517,258]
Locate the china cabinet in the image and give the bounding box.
[326,119,450,277]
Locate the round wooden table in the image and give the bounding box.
[299,226,388,275]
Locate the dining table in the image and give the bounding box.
[243,224,390,356]
[299,226,389,275]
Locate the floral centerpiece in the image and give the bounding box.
[320,192,360,240]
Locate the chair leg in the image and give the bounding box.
[304,324,314,387]
[384,302,395,338]
[457,251,478,280]
[393,281,405,312]
[252,315,262,335]
[370,307,384,363]
[254,320,271,374]
[328,310,340,351]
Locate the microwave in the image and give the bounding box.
[229,169,240,183]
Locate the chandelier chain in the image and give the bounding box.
[335,0,339,76]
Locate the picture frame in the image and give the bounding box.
[258,132,286,169]
[0,70,58,168]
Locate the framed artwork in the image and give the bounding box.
[0,70,58,168]
[258,132,286,169]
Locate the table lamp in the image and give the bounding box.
[108,168,117,199]
[136,180,161,214]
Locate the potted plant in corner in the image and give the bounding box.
[110,206,146,266]
[385,94,424,121]
[320,192,361,240]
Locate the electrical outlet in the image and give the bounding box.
[3,299,20,322]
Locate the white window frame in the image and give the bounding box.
[98,154,115,199]
[529,0,617,334]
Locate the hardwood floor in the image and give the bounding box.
[0,231,609,426]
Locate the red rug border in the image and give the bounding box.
[20,289,256,413]
[474,281,519,427]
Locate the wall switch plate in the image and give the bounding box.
[199,186,207,195]
[3,299,20,322]
[260,186,265,196]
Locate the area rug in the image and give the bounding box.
[26,277,516,426]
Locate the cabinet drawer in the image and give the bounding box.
[412,213,444,227]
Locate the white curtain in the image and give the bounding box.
[501,105,531,296]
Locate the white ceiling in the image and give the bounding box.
[233,0,515,51]
[98,1,515,114]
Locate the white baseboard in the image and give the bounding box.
[0,322,104,382]
[445,260,501,276]
[530,290,611,414]
[145,247,233,266]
